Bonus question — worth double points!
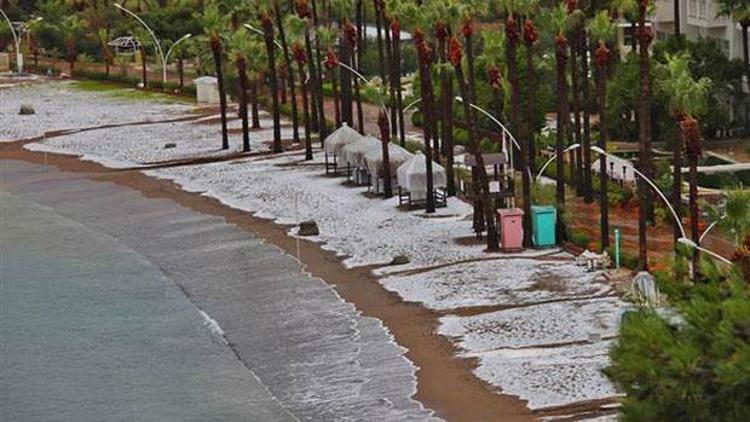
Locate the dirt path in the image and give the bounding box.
[1,139,535,421]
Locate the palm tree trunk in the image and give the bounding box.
[237,57,250,152]
[582,33,594,204]
[417,39,436,214]
[211,36,229,150]
[391,19,405,146]
[596,54,609,250]
[177,57,184,89]
[570,32,582,194]
[250,78,261,129]
[437,32,455,196]
[506,18,521,172]
[454,53,500,251]
[383,12,397,137]
[297,60,313,160]
[330,65,341,126]
[378,112,393,197]
[673,0,681,36]
[274,2,300,143]
[525,35,536,174]
[555,36,569,243]
[689,147,700,278]
[743,22,749,100]
[354,77,364,133]
[140,45,148,88]
[310,0,326,137]
[339,32,353,126]
[262,16,283,153]
[636,7,653,270]
[373,0,387,95]
[672,117,683,245]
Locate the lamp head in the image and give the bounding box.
[564,143,581,152]
[677,237,696,248]
[590,146,605,154]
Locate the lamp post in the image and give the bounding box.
[590,146,733,266]
[328,59,391,132]
[0,11,39,74]
[113,3,190,85]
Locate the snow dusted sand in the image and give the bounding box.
[471,342,621,410]
[1,80,193,142]
[26,116,299,168]
[380,258,613,310]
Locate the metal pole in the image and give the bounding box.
[614,228,621,268]
[114,3,166,84]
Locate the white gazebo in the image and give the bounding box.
[397,152,448,209]
[323,123,364,175]
[340,136,381,185]
[363,143,413,195]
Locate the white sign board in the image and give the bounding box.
[489,181,500,193]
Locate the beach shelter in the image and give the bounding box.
[340,136,381,185]
[397,152,448,208]
[323,123,363,175]
[363,143,413,194]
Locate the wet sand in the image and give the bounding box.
[1,141,535,421]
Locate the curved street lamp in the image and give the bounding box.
[114,3,190,85]
[536,143,581,184]
[0,11,40,74]
[590,145,733,266]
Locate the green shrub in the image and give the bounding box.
[569,229,590,249]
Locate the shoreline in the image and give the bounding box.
[1,141,535,421]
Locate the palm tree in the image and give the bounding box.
[94,28,114,77]
[501,0,522,161]
[246,39,266,129]
[273,1,300,144]
[551,4,569,242]
[318,26,341,128]
[588,10,616,251]
[387,0,406,146]
[133,27,150,88]
[260,10,283,153]
[450,35,500,251]
[377,110,393,197]
[287,14,314,160]
[228,31,251,152]
[520,0,538,248]
[59,15,83,73]
[636,0,654,270]
[414,31,437,213]
[658,54,711,262]
[198,5,229,150]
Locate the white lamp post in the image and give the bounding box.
[0,10,33,74]
[114,3,190,85]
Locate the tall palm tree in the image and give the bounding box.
[387,0,406,146]
[198,5,229,150]
[261,10,283,153]
[246,39,266,129]
[414,31,437,213]
[228,31,251,152]
[552,4,569,242]
[588,10,616,251]
[657,53,711,251]
[450,35,500,251]
[378,110,393,197]
[274,1,301,144]
[287,15,314,160]
[520,0,538,248]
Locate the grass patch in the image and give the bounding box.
[71,80,193,104]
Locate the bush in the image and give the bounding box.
[606,258,750,420]
[569,229,590,250]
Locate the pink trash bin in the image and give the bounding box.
[496,208,525,252]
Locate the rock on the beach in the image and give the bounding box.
[163,142,177,149]
[19,104,35,115]
[298,220,319,236]
[390,254,410,265]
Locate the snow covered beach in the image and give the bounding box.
[11,79,627,416]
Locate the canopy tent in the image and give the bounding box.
[397,152,447,192]
[323,123,363,156]
[340,136,381,168]
[363,143,413,178]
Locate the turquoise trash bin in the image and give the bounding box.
[531,205,557,247]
